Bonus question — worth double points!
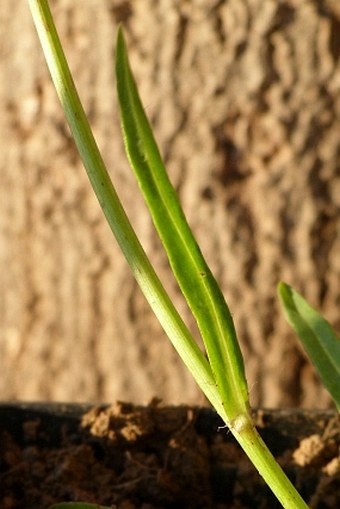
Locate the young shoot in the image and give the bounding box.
[28,1,315,508]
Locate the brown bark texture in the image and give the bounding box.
[1,0,339,408]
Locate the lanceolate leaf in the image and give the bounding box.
[115,27,249,422]
[278,282,340,411]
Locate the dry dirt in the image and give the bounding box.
[0,1,340,407]
[1,402,340,508]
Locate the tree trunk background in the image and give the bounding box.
[1,0,339,408]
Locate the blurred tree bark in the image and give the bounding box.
[1,0,339,407]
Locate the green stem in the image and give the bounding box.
[27,0,223,416]
[231,417,309,508]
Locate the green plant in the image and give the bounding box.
[27,1,339,508]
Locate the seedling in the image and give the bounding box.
[28,1,339,508]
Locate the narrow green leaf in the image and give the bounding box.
[115,27,249,422]
[278,282,340,411]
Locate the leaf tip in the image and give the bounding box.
[277,281,291,299]
[116,24,127,58]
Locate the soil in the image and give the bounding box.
[1,402,339,509]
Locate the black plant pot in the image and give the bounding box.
[1,402,339,508]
